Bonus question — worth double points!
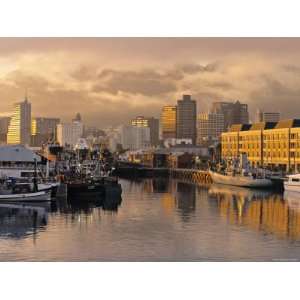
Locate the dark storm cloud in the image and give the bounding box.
[93,69,177,96]
[177,62,218,74]
[6,70,51,91]
[2,38,300,126]
[70,65,98,81]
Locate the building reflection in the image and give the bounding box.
[209,184,300,240]
[0,203,49,239]
[175,182,196,222]
[141,178,170,194]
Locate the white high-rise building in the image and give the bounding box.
[7,97,31,145]
[119,125,150,150]
[56,121,83,148]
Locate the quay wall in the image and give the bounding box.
[114,166,212,184]
[114,166,283,189]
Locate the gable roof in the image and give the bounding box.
[0,145,41,162]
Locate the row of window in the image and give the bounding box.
[222,133,300,142]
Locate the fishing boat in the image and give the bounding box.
[283,174,300,192]
[37,181,60,197]
[210,154,273,188]
[66,161,122,200]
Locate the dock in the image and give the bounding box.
[115,164,212,184]
[170,168,213,184]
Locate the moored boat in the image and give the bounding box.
[0,190,51,202]
[283,174,300,193]
[210,153,273,188]
[0,181,52,202]
[209,170,273,188]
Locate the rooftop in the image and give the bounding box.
[0,145,41,162]
[227,119,300,132]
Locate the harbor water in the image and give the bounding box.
[0,178,300,261]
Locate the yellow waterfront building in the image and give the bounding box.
[221,119,300,171]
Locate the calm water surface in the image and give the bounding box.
[0,178,300,261]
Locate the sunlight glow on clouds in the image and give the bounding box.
[0,38,300,126]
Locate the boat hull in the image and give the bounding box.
[67,182,105,200]
[284,182,300,193]
[38,182,60,197]
[0,190,51,202]
[209,171,273,188]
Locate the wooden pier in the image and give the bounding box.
[170,168,212,184]
[115,164,212,184]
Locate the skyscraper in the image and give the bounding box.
[211,100,249,130]
[161,106,177,139]
[0,117,10,144]
[7,97,31,145]
[131,116,159,146]
[197,112,225,146]
[31,117,60,146]
[119,125,150,150]
[56,121,83,148]
[176,95,197,144]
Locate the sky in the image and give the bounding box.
[1,37,300,127]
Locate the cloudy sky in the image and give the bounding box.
[1,38,300,126]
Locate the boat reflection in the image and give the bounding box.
[0,202,49,239]
[209,184,300,240]
[52,195,123,216]
[284,191,300,212]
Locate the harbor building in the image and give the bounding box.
[161,106,177,140]
[56,120,83,148]
[211,100,249,130]
[7,97,31,145]
[131,116,159,146]
[256,109,280,123]
[176,95,197,145]
[31,117,60,147]
[197,112,225,146]
[221,119,300,171]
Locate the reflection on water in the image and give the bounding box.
[0,203,49,239]
[209,184,300,241]
[1,178,300,261]
[0,196,122,241]
[176,182,196,222]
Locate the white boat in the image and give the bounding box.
[0,190,51,202]
[283,174,300,193]
[209,170,273,188]
[38,182,60,196]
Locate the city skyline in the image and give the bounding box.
[0,38,300,126]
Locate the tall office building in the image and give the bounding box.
[176,95,197,144]
[119,125,150,150]
[0,117,10,143]
[197,113,225,146]
[56,120,83,148]
[161,106,177,139]
[211,100,249,130]
[131,116,159,146]
[256,109,280,123]
[31,117,60,146]
[7,97,31,145]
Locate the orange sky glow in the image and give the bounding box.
[1,38,300,127]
